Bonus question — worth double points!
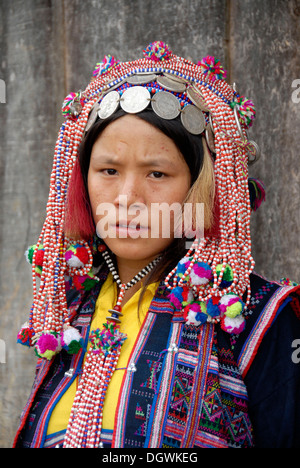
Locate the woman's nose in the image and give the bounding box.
[114,175,145,210]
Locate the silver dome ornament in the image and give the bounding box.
[181,104,206,135]
[127,73,157,85]
[98,90,120,119]
[156,75,186,93]
[151,90,181,119]
[120,86,151,113]
[187,85,210,112]
[86,102,100,132]
[205,123,216,153]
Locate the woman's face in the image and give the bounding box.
[88,114,191,267]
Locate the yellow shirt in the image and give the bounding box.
[47,273,158,435]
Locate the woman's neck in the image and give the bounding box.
[115,255,159,285]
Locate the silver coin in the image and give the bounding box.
[163,72,190,84]
[98,90,120,119]
[205,124,216,153]
[127,73,157,85]
[157,75,186,93]
[120,86,151,113]
[105,78,127,92]
[85,103,100,132]
[187,86,210,112]
[181,104,206,135]
[151,91,181,119]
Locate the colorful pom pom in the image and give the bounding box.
[219,294,244,318]
[72,270,99,292]
[143,41,172,62]
[17,323,34,347]
[25,244,44,277]
[206,296,221,317]
[176,257,191,277]
[184,301,207,326]
[279,277,299,287]
[61,326,84,355]
[197,56,227,82]
[65,244,90,269]
[62,91,84,119]
[189,262,213,286]
[175,258,212,287]
[169,285,193,311]
[34,331,61,360]
[230,95,256,128]
[93,55,120,78]
[248,178,266,212]
[90,323,127,357]
[216,263,234,288]
[220,314,246,334]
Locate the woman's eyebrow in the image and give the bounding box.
[92,154,171,167]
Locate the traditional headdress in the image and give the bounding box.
[18,41,263,357]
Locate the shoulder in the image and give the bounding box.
[232,272,300,377]
[234,273,300,447]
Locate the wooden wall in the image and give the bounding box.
[0,0,299,447]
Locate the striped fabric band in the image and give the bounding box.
[180,322,215,447]
[112,311,157,447]
[144,320,183,447]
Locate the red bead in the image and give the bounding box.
[114,304,122,312]
[97,244,106,252]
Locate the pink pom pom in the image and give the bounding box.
[93,55,120,78]
[220,315,245,334]
[189,262,213,286]
[197,56,227,82]
[143,41,172,61]
[34,332,61,360]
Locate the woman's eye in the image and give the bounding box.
[102,168,117,175]
[150,171,165,179]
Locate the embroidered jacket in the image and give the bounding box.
[13,270,300,448]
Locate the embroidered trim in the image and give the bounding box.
[144,321,183,447]
[180,323,214,447]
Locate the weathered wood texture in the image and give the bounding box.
[0,0,299,447]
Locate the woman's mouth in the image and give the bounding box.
[113,221,149,238]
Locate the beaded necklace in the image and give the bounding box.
[63,250,160,448]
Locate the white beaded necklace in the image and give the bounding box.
[102,249,161,323]
[63,248,161,448]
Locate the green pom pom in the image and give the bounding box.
[25,245,36,264]
[216,264,234,288]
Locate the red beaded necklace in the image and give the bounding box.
[63,250,160,448]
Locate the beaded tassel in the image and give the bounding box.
[63,338,124,448]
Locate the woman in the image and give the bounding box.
[14,42,300,448]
